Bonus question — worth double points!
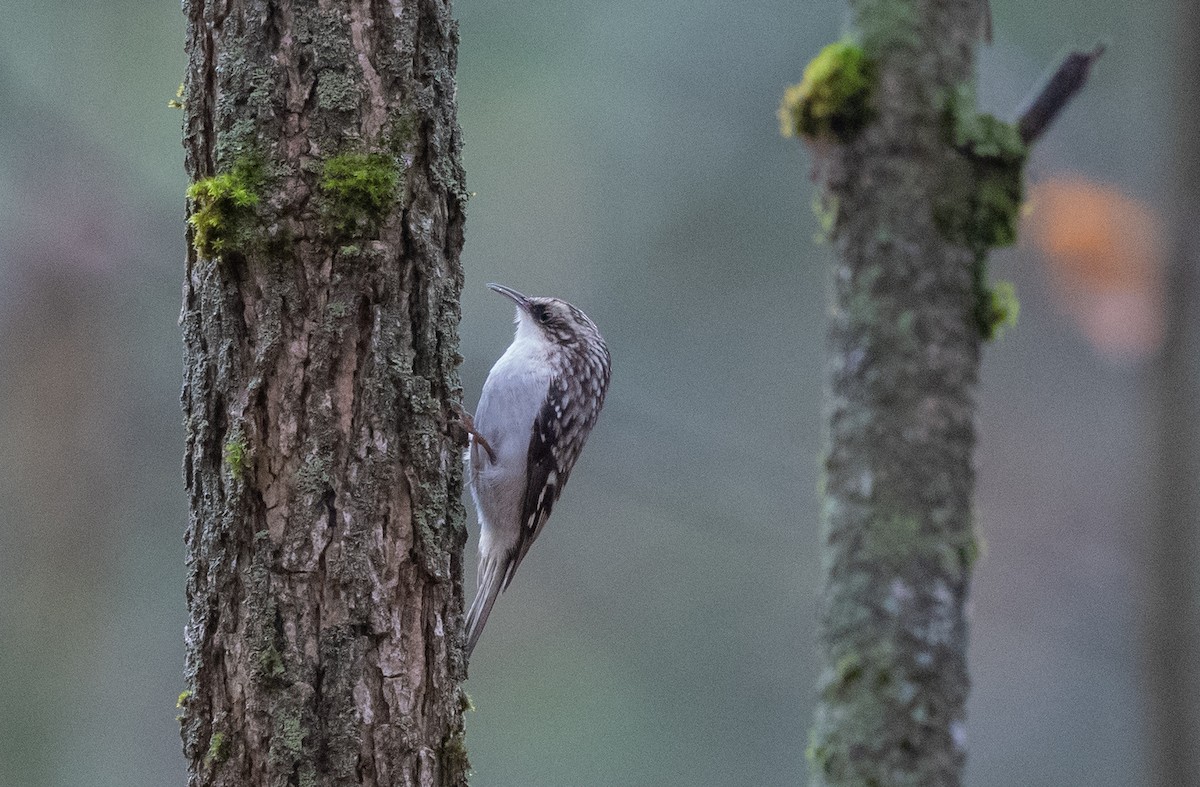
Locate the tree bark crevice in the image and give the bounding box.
[180,1,468,784]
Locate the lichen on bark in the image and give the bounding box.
[179,1,470,785]
[798,0,993,784]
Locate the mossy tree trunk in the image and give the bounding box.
[796,1,999,784]
[177,1,470,785]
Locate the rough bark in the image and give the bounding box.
[806,2,990,784]
[1147,0,1200,780]
[177,1,470,786]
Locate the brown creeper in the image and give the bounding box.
[464,283,612,657]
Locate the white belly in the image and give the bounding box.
[469,337,551,551]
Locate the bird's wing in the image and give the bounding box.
[501,383,571,590]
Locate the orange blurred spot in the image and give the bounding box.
[1026,176,1166,360]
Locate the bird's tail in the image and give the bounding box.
[465,554,508,658]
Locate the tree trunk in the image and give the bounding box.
[1147,0,1200,781]
[177,1,470,785]
[801,2,993,784]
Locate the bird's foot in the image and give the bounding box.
[452,402,497,464]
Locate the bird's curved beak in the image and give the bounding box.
[487,283,530,312]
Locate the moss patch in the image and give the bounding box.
[187,157,263,258]
[256,642,286,682]
[937,97,1028,253]
[319,152,399,236]
[812,193,840,243]
[223,432,248,481]
[959,114,1026,250]
[936,89,1029,341]
[440,730,471,777]
[961,529,984,571]
[779,41,874,143]
[204,731,229,768]
[977,279,1019,341]
[809,642,902,780]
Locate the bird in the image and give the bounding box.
[463,283,611,658]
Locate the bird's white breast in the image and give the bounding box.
[469,332,552,549]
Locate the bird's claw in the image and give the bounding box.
[452,402,497,464]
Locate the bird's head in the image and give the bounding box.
[488,283,604,350]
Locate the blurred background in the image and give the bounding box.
[0,0,1184,784]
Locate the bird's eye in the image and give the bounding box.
[538,310,552,324]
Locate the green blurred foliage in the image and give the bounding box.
[0,0,1171,785]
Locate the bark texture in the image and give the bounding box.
[178,1,469,785]
[807,1,990,784]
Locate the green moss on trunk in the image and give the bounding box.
[319,151,400,236]
[779,41,875,142]
[179,2,469,785]
[186,157,264,258]
[796,0,992,783]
